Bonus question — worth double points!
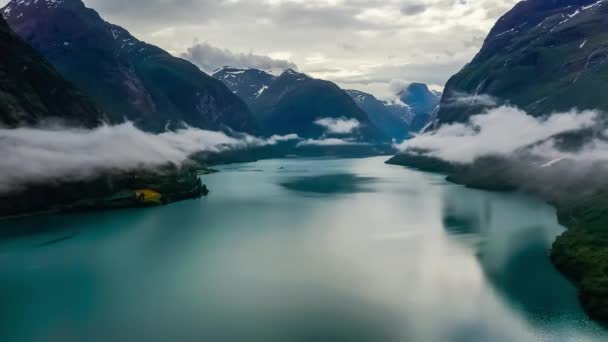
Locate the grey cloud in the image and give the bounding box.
[333,61,464,87]
[69,0,519,100]
[181,42,297,73]
[400,2,428,16]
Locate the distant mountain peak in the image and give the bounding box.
[4,0,81,12]
[212,66,278,107]
[279,68,310,82]
[345,89,413,140]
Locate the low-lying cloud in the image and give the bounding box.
[297,138,368,147]
[442,92,499,108]
[181,42,298,73]
[0,123,299,193]
[314,117,361,135]
[396,106,599,164]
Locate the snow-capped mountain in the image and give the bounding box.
[397,83,441,133]
[214,67,387,141]
[345,90,413,141]
[2,0,257,133]
[212,67,277,108]
[437,0,608,125]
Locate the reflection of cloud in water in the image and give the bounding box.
[280,174,378,195]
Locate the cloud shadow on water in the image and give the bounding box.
[280,174,378,195]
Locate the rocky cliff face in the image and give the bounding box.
[437,0,608,125]
[3,0,257,133]
[0,15,102,127]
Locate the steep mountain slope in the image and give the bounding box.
[398,83,440,132]
[389,0,608,324]
[0,12,206,217]
[257,70,386,141]
[214,68,386,141]
[0,15,102,127]
[2,0,256,133]
[346,89,412,141]
[212,67,276,109]
[437,0,608,125]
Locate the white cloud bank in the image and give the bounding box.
[0,123,299,193]
[396,106,600,164]
[314,117,361,135]
[297,138,368,147]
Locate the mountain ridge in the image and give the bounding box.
[214,67,387,142]
[0,13,103,127]
[345,89,412,141]
[2,0,257,133]
[437,0,608,125]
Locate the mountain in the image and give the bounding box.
[0,13,206,217]
[437,0,608,125]
[2,0,257,133]
[213,67,386,141]
[398,83,441,132]
[212,67,277,109]
[345,89,412,141]
[0,15,102,127]
[389,0,608,324]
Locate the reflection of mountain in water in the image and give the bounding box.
[441,187,583,325]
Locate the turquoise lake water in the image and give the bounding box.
[0,157,606,341]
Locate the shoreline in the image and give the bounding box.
[0,168,209,222]
[386,154,608,325]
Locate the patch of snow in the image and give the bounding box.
[582,0,607,11]
[541,157,567,168]
[494,28,515,38]
[255,85,269,98]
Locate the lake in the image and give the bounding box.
[0,157,606,341]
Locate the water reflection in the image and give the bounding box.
[440,187,586,326]
[0,158,606,342]
[281,173,378,194]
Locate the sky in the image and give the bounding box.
[2,0,520,99]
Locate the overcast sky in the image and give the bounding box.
[3,0,520,99]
